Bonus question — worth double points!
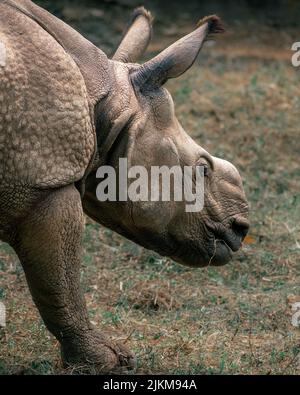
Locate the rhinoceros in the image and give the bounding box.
[0,0,249,373]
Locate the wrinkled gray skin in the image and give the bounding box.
[0,0,249,373]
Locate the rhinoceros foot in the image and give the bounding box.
[61,330,136,374]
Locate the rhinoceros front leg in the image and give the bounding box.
[12,184,135,374]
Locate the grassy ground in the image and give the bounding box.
[0,0,299,374]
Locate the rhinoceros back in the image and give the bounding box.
[0,3,95,189]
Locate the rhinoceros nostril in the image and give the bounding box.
[232,216,249,240]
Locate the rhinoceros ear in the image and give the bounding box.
[131,15,224,91]
[113,7,153,63]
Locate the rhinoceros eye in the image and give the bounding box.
[196,160,210,177]
[203,164,209,177]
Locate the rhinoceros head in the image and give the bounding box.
[84,12,249,267]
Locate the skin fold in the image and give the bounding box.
[0,0,249,373]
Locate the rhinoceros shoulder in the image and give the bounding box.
[2,0,111,102]
[0,3,96,189]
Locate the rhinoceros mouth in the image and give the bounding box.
[204,219,243,253]
[216,233,242,253]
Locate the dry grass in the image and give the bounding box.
[0,1,299,375]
